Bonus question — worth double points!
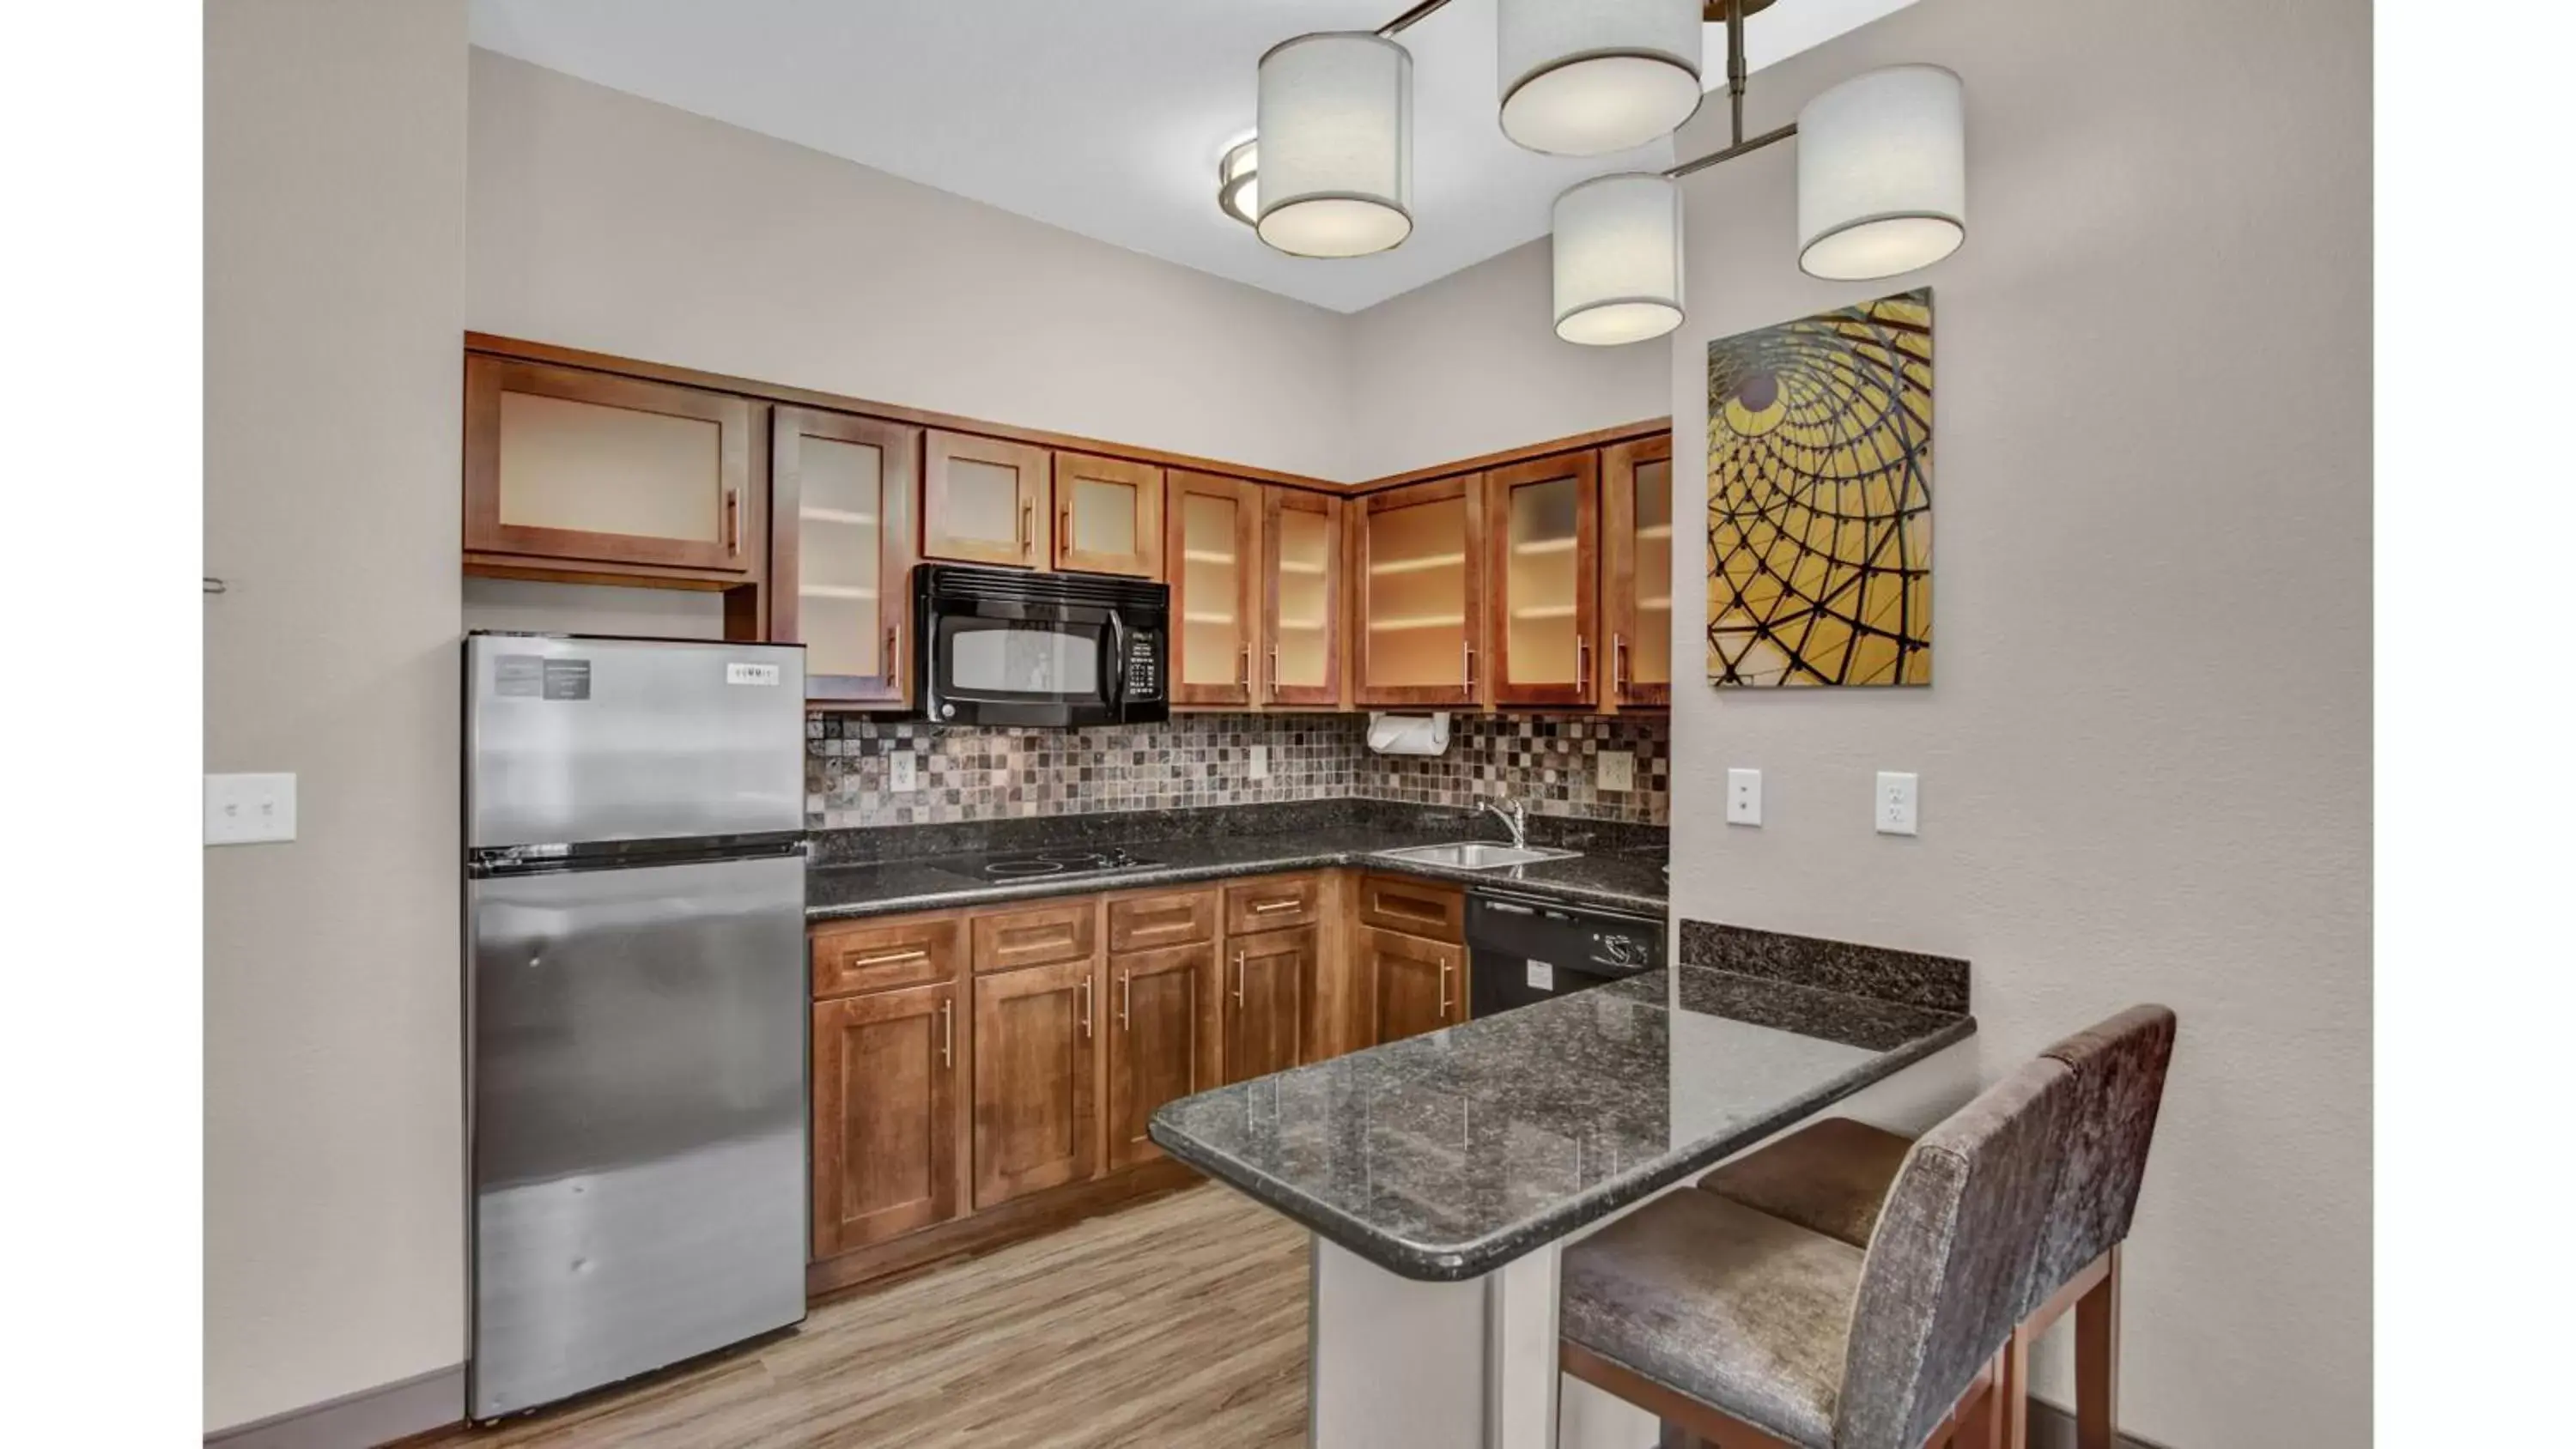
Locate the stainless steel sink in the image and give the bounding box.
[1370,841,1582,870]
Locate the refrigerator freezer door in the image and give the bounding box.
[467,852,807,1420]
[465,634,805,848]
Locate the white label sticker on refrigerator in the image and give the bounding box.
[726,662,781,687]
[1526,960,1554,991]
[494,654,544,697]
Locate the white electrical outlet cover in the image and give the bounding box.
[1876,771,1919,836]
[890,753,919,792]
[205,773,297,845]
[1251,743,1271,780]
[1726,768,1763,826]
[1596,749,1635,791]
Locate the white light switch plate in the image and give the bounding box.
[1595,750,1634,791]
[205,773,296,845]
[1251,743,1270,780]
[889,752,919,792]
[1876,771,1920,836]
[1727,768,1763,826]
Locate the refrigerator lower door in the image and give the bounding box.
[467,852,807,1420]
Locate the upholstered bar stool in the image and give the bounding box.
[1560,1054,2080,1449]
[1698,1006,2178,1449]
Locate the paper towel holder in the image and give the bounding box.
[1366,712,1452,756]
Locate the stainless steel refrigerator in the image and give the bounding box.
[464,633,808,1421]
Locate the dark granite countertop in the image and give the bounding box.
[1146,961,1972,1282]
[805,802,1666,922]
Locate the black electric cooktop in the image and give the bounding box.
[939,846,1164,883]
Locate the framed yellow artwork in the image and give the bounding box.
[1707,288,1933,687]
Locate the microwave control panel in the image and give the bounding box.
[1122,628,1164,702]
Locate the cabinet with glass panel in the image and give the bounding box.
[1601,435,1674,709]
[1352,477,1485,707]
[1482,452,1600,709]
[772,407,920,706]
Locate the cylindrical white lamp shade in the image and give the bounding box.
[1796,64,1966,281]
[1218,138,1259,227]
[1498,0,1703,156]
[1552,173,1684,346]
[1257,33,1412,258]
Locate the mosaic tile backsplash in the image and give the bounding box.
[806,712,1669,830]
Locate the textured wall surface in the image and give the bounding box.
[806,712,1671,829]
[1658,0,2371,1443]
[204,0,468,1432]
[467,47,1356,482]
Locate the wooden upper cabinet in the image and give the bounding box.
[1601,436,1674,709]
[1167,470,1260,707]
[1263,489,1345,707]
[1053,452,1165,579]
[1485,452,1601,708]
[1104,942,1218,1172]
[971,957,1100,1210]
[811,979,959,1258]
[465,355,756,573]
[1353,476,1485,707]
[773,407,920,706]
[923,430,1050,569]
[1362,925,1465,1046]
[1225,926,1313,1084]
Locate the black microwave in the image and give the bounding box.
[914,564,1169,728]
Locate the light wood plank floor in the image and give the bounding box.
[406,1185,1308,1448]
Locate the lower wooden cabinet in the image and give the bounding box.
[1225,925,1315,1084]
[1362,925,1466,1046]
[811,979,958,1257]
[971,956,1100,1210]
[1104,942,1219,1171]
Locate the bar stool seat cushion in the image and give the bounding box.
[1561,1188,1863,1448]
[1697,1117,1914,1251]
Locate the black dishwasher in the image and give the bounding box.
[1465,888,1666,1018]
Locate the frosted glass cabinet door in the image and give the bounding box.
[1601,435,1674,708]
[923,431,1050,569]
[1355,476,1483,707]
[1263,488,1343,706]
[465,356,755,573]
[774,407,920,705]
[1166,470,1258,707]
[1053,452,1164,579]
[1484,452,1599,708]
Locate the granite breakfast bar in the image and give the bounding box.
[1148,931,1975,1449]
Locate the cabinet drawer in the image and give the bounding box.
[811,914,963,1000]
[1224,875,1321,936]
[1107,888,1216,952]
[972,900,1097,973]
[1357,874,1465,943]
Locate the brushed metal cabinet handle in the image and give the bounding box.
[850,947,929,969]
[884,625,898,682]
[1251,898,1300,913]
[725,488,742,556]
[1232,950,1247,1006]
[1021,500,1034,559]
[940,997,954,1069]
[1613,633,1630,694]
[1437,961,1452,1017]
[1118,969,1132,1030]
[1079,975,1094,1039]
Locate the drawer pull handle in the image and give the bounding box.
[1437,960,1452,1017]
[1251,899,1301,913]
[849,947,929,969]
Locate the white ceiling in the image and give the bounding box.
[468,0,1913,314]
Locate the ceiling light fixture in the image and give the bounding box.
[1218,137,1259,227]
[1254,33,1413,258]
[1498,0,1705,156]
[1235,0,1965,336]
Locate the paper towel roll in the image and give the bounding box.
[1366,712,1452,755]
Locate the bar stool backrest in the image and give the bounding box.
[2023,1004,2178,1318]
[1832,1057,2076,1449]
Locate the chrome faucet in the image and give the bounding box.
[1479,792,1528,850]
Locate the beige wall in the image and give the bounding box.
[467,48,1355,482]
[204,0,469,1434]
[1344,236,1668,481]
[1659,1,2372,1445]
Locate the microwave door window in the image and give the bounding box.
[943,617,1106,703]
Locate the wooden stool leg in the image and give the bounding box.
[1955,1348,2004,1449]
[2074,1246,2123,1449]
[2002,1323,2031,1449]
